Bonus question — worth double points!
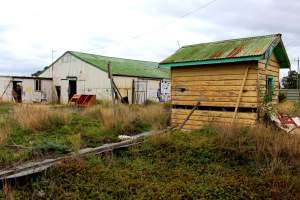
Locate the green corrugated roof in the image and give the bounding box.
[70,51,169,79]
[160,34,290,68]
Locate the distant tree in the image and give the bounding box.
[282,70,298,89]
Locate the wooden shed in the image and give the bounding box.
[159,34,290,130]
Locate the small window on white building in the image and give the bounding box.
[35,79,42,91]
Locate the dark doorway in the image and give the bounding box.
[68,80,77,100]
[12,81,22,103]
[55,86,61,103]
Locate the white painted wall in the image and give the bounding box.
[40,53,111,104]
[0,77,53,103]
[0,77,13,102]
[39,53,168,104]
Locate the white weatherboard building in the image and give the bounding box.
[34,51,170,104]
[0,76,52,103]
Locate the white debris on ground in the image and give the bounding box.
[118,135,135,141]
[271,113,300,134]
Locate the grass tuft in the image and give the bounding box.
[11,104,70,132]
[84,103,170,135]
[276,101,300,116]
[213,123,300,174]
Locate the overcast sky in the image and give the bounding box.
[0,0,299,77]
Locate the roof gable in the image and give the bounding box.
[160,34,290,69]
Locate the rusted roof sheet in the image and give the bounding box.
[160,34,290,68]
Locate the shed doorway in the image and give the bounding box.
[55,86,61,103]
[266,76,274,102]
[68,80,77,100]
[12,81,22,103]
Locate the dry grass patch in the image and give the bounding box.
[11,104,70,132]
[83,103,170,134]
[213,123,300,173]
[0,122,10,144]
[276,101,300,116]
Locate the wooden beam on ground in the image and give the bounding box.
[232,66,249,122]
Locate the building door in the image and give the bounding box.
[68,80,77,100]
[55,86,61,103]
[12,81,22,103]
[266,76,274,102]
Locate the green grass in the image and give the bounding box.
[0,111,119,167]
[0,103,169,167]
[6,127,300,199]
[0,102,13,114]
[0,113,118,167]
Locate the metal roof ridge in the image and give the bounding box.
[69,51,158,65]
[181,33,281,49]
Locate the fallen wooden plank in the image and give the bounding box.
[0,130,163,180]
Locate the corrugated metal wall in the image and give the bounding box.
[280,89,300,101]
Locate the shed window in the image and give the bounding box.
[35,79,42,91]
[266,76,274,102]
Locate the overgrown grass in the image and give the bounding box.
[83,103,170,135]
[213,124,300,174]
[11,104,71,132]
[276,101,300,116]
[7,124,300,199]
[0,103,170,167]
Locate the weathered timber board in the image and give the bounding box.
[171,100,257,108]
[171,90,258,97]
[172,109,257,119]
[172,74,258,81]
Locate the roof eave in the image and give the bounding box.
[276,41,291,69]
[159,56,263,68]
[113,73,168,79]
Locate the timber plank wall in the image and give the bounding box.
[171,53,280,130]
[257,53,280,104]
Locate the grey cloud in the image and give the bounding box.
[145,0,300,63]
[0,50,46,75]
[1,0,300,75]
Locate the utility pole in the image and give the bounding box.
[107,62,115,106]
[177,41,181,49]
[51,50,56,102]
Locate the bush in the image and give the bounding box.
[278,91,286,103]
[34,140,69,156]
